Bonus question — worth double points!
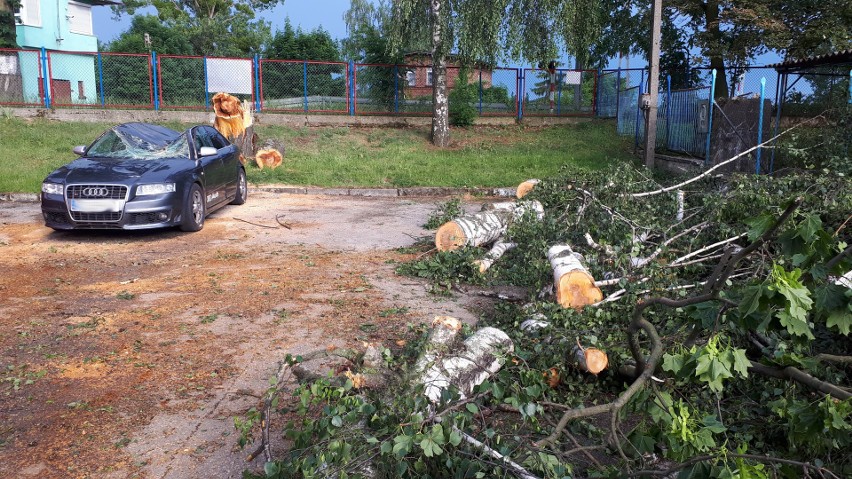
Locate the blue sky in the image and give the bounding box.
[92,0,356,43]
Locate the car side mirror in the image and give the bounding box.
[72,145,87,156]
[198,146,218,157]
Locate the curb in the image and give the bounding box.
[0,187,518,203]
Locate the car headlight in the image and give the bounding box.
[42,183,63,195]
[136,183,176,196]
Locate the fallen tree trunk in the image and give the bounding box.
[413,316,462,376]
[474,240,517,273]
[421,327,514,402]
[547,245,603,309]
[435,200,543,251]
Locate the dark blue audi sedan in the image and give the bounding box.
[41,122,247,232]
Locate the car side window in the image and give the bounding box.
[206,127,229,149]
[192,127,214,154]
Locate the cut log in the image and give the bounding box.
[570,343,608,375]
[435,200,543,252]
[255,149,283,170]
[547,245,603,309]
[413,316,462,375]
[473,240,517,273]
[421,327,514,402]
[516,179,540,199]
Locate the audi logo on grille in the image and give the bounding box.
[82,187,110,197]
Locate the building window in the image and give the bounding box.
[77,81,86,100]
[16,0,42,27]
[67,1,93,35]
[406,70,415,87]
[426,68,433,86]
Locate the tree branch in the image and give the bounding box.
[748,363,851,401]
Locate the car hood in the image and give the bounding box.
[48,157,192,185]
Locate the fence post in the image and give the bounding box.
[303,61,308,113]
[755,77,766,174]
[517,68,524,121]
[704,69,717,166]
[556,70,562,115]
[634,73,644,149]
[254,55,261,112]
[40,47,50,109]
[615,67,621,119]
[595,68,601,117]
[394,65,399,113]
[665,74,671,149]
[97,52,105,108]
[349,61,355,116]
[478,69,483,115]
[151,52,159,111]
[203,56,210,110]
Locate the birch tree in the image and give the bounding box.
[388,0,603,147]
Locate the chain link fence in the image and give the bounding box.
[522,68,596,116]
[260,60,348,114]
[0,48,43,106]
[597,68,646,118]
[157,55,207,110]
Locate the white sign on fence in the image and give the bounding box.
[0,55,19,75]
[563,71,582,85]
[206,58,253,95]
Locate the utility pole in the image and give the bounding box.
[643,0,663,168]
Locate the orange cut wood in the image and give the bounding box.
[556,270,603,309]
[435,221,467,251]
[516,179,539,199]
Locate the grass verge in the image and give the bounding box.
[0,118,634,192]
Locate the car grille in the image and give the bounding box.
[70,212,123,222]
[66,185,128,200]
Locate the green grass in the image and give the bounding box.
[0,117,634,192]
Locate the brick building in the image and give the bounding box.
[402,52,493,99]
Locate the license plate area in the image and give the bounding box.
[70,199,124,213]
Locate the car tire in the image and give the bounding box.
[230,168,247,205]
[180,183,205,232]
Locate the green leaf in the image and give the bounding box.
[826,309,852,335]
[419,436,443,457]
[380,441,393,454]
[430,424,446,445]
[393,434,413,458]
[331,415,343,427]
[662,353,683,375]
[797,214,823,242]
[465,403,479,414]
[730,349,752,378]
[744,214,775,241]
[448,429,462,447]
[738,285,764,317]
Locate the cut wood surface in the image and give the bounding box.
[435,200,543,252]
[474,240,517,273]
[421,327,514,402]
[516,179,540,199]
[570,344,609,375]
[548,245,603,309]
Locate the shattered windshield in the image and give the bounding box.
[86,128,190,159]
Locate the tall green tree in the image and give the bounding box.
[388,0,603,147]
[0,0,19,48]
[113,0,276,56]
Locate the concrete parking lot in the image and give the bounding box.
[0,191,487,478]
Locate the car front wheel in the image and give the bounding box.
[180,183,205,232]
[230,168,247,205]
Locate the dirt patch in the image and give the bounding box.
[0,192,488,478]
